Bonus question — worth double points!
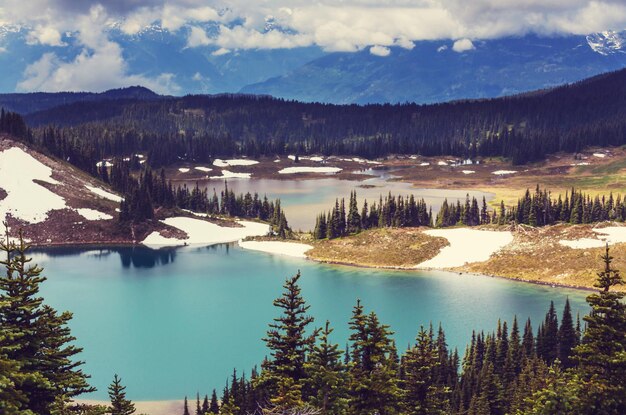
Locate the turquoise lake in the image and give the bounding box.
[32,244,590,401]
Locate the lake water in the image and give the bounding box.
[32,244,590,401]
[181,169,493,231]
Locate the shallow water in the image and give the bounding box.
[33,244,589,400]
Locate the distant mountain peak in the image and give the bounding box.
[100,86,160,99]
[587,30,626,55]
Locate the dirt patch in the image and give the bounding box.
[307,227,448,268]
[0,187,6,202]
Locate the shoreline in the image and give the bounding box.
[28,237,598,293]
[305,255,595,292]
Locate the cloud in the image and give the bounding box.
[437,45,449,52]
[16,5,180,94]
[186,25,211,48]
[26,25,66,46]
[370,45,391,56]
[452,38,475,52]
[211,47,230,56]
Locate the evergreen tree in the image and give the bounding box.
[401,326,449,415]
[305,321,349,414]
[108,374,135,415]
[0,226,94,414]
[572,245,626,414]
[258,272,317,406]
[557,298,578,369]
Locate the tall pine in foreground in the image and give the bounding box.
[0,225,94,414]
[572,244,626,414]
[109,374,136,415]
[257,271,317,411]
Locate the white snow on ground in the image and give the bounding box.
[238,240,313,258]
[571,162,590,166]
[593,153,607,158]
[419,162,430,166]
[75,208,113,221]
[96,160,113,168]
[194,166,212,172]
[0,147,66,223]
[462,170,476,175]
[559,226,626,249]
[178,168,190,173]
[142,217,269,247]
[209,170,252,179]
[492,170,517,175]
[309,156,324,162]
[278,167,343,174]
[85,185,123,203]
[437,161,448,166]
[417,228,514,268]
[274,159,281,163]
[410,156,418,160]
[213,159,259,167]
[288,155,296,161]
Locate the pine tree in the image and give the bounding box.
[348,301,400,415]
[183,396,191,415]
[109,374,136,415]
[209,389,220,414]
[401,326,450,415]
[258,271,317,405]
[305,320,349,414]
[557,298,578,369]
[0,225,94,414]
[572,245,626,414]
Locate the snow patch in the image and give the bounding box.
[213,159,259,167]
[75,208,113,221]
[417,229,514,268]
[142,217,269,247]
[0,147,66,223]
[96,160,113,168]
[209,170,252,179]
[593,153,607,158]
[178,168,190,173]
[560,226,626,249]
[492,170,517,175]
[85,185,123,203]
[238,240,313,258]
[278,167,342,174]
[462,170,475,175]
[437,161,448,166]
[419,162,430,166]
[194,166,212,172]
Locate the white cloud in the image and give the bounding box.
[211,47,231,56]
[26,25,66,46]
[437,44,449,52]
[370,45,391,56]
[186,25,211,48]
[16,5,180,95]
[452,38,475,52]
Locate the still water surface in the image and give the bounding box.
[33,244,589,400]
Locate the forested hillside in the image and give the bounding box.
[8,68,626,167]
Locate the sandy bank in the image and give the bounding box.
[417,228,514,268]
[238,240,313,258]
[75,399,184,415]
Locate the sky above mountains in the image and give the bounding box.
[0,1,625,95]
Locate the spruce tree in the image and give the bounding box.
[258,271,317,407]
[401,326,450,415]
[305,320,349,414]
[557,298,578,369]
[108,374,135,415]
[0,226,94,414]
[572,245,626,414]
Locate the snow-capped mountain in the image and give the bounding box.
[0,22,625,104]
[586,30,626,55]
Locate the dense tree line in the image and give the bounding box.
[314,191,433,239]
[105,160,291,237]
[14,68,626,166]
[314,187,626,239]
[0,109,28,139]
[188,246,625,415]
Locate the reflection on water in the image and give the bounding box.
[33,246,179,269]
